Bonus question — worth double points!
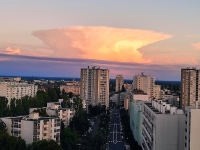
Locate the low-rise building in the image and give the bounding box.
[1,112,61,144]
[60,81,80,95]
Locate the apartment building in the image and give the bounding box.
[1,112,61,144]
[116,75,124,92]
[141,100,185,150]
[152,85,161,99]
[133,73,154,99]
[30,101,75,127]
[0,82,38,104]
[181,68,200,108]
[184,103,200,150]
[130,100,143,145]
[80,66,109,108]
[60,81,80,95]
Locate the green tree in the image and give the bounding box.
[0,119,7,132]
[60,128,78,150]
[0,131,26,150]
[28,139,63,150]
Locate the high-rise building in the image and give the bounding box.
[0,82,38,104]
[153,85,161,99]
[181,68,200,108]
[116,75,124,92]
[141,100,185,150]
[184,104,200,150]
[80,66,109,108]
[133,73,154,99]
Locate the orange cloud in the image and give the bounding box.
[192,42,200,50]
[0,58,8,61]
[33,26,172,63]
[6,47,20,54]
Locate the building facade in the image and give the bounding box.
[60,81,80,95]
[1,112,61,144]
[181,68,200,108]
[0,82,38,104]
[80,66,109,108]
[141,100,185,150]
[184,104,200,150]
[133,73,154,99]
[116,75,124,92]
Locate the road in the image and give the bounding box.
[109,109,126,150]
[91,117,100,138]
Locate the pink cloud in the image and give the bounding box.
[32,26,172,64]
[0,57,8,61]
[192,42,200,50]
[6,47,20,54]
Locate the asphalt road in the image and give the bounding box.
[109,109,126,150]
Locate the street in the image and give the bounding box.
[109,109,126,150]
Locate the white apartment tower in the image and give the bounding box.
[141,100,185,150]
[116,75,124,92]
[80,66,109,108]
[1,113,61,144]
[181,68,200,108]
[133,73,154,99]
[184,104,200,150]
[0,82,38,104]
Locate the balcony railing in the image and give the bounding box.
[142,124,153,142]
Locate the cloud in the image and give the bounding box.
[5,47,20,54]
[0,53,196,80]
[0,57,8,61]
[192,42,200,50]
[32,26,172,63]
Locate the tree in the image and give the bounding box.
[0,131,26,150]
[60,128,78,150]
[0,119,7,132]
[27,140,63,150]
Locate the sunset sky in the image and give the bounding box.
[0,1,200,80]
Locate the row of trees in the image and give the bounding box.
[120,109,142,150]
[0,88,82,118]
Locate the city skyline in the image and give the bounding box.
[1,1,200,80]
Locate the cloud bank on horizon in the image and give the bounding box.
[32,26,172,63]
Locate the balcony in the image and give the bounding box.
[142,124,152,142]
[142,134,151,150]
[142,114,153,128]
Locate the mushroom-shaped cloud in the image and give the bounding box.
[32,26,172,63]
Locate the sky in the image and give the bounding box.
[0,1,200,80]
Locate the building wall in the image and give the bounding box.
[181,68,200,108]
[21,120,34,144]
[188,109,200,150]
[133,94,149,101]
[116,75,124,92]
[80,66,109,108]
[130,100,142,145]
[133,73,154,99]
[0,82,38,104]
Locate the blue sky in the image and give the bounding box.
[0,1,200,80]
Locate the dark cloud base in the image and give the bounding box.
[0,53,186,80]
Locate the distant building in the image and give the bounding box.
[0,77,21,82]
[116,75,124,92]
[0,82,38,104]
[60,81,80,95]
[1,112,61,144]
[80,66,109,108]
[153,85,161,99]
[181,68,200,108]
[133,73,154,99]
[185,103,200,150]
[141,100,185,150]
